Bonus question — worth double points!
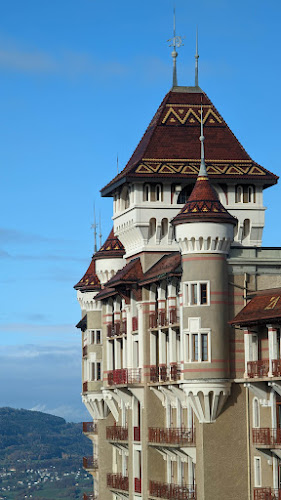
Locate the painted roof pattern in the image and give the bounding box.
[230,288,281,326]
[101,87,278,196]
[94,228,125,260]
[172,174,237,225]
[74,259,101,291]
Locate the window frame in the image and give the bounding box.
[184,280,210,307]
[184,320,211,363]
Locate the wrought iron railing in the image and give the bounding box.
[247,360,269,378]
[134,426,141,441]
[106,425,128,441]
[254,488,281,500]
[272,359,281,377]
[83,345,87,357]
[169,308,180,325]
[149,364,181,383]
[82,381,88,393]
[253,428,281,446]
[83,494,97,500]
[132,316,138,331]
[83,456,98,470]
[135,477,141,493]
[107,473,129,491]
[83,422,97,434]
[149,481,196,499]
[107,368,141,386]
[149,427,195,446]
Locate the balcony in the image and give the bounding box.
[83,422,97,434]
[149,310,179,329]
[83,345,87,357]
[107,322,121,338]
[272,359,281,377]
[169,308,180,325]
[253,428,281,446]
[149,427,195,446]
[247,360,269,378]
[120,319,127,335]
[108,368,142,386]
[83,494,97,500]
[254,488,281,499]
[106,425,128,441]
[149,481,196,499]
[134,426,141,441]
[107,473,129,491]
[83,456,98,471]
[132,316,138,332]
[149,364,181,383]
[82,381,88,393]
[135,477,141,493]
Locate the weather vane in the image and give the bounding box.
[167,8,184,87]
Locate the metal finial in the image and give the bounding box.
[91,203,97,253]
[199,104,208,177]
[167,8,184,87]
[117,153,119,174]
[195,27,199,87]
[99,212,102,247]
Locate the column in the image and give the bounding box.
[267,324,278,376]
[243,329,257,378]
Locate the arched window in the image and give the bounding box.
[243,219,250,239]
[253,398,260,428]
[120,186,130,210]
[156,184,163,202]
[235,185,243,203]
[143,184,150,202]
[160,218,168,239]
[248,186,255,203]
[149,218,156,239]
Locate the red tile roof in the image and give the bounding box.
[172,174,236,225]
[140,252,181,285]
[105,258,143,287]
[74,259,101,291]
[94,287,117,301]
[101,87,278,196]
[94,228,125,260]
[230,288,281,326]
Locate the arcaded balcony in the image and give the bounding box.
[169,308,180,325]
[149,309,180,329]
[253,428,281,446]
[120,319,127,335]
[254,488,281,499]
[149,481,196,499]
[247,360,269,378]
[83,422,97,434]
[107,473,129,491]
[108,368,142,386]
[149,364,181,383]
[135,477,141,493]
[83,494,97,500]
[107,322,121,338]
[106,425,128,441]
[149,427,195,446]
[132,316,138,332]
[83,456,98,471]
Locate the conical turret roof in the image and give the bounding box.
[94,228,125,260]
[74,258,101,291]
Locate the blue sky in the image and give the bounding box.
[0,0,281,422]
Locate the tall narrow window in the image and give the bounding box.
[192,334,199,361]
[200,284,207,304]
[201,334,208,361]
[96,362,101,381]
[149,218,156,239]
[254,457,261,487]
[235,185,243,203]
[143,184,150,201]
[243,219,250,239]
[161,218,168,239]
[96,330,101,344]
[253,398,260,428]
[156,184,162,201]
[190,284,198,305]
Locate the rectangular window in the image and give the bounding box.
[96,362,101,381]
[96,330,101,344]
[185,281,209,306]
[192,334,199,361]
[201,334,208,361]
[91,363,95,381]
[254,457,261,487]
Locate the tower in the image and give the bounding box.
[75,29,281,500]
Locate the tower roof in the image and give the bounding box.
[172,173,236,225]
[101,87,278,196]
[74,258,101,291]
[94,228,125,260]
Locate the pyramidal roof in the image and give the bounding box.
[74,258,101,291]
[94,228,125,260]
[172,171,236,225]
[101,87,277,196]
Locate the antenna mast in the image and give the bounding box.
[167,8,184,87]
[99,213,102,247]
[195,27,199,87]
[91,203,97,253]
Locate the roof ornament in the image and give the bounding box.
[199,103,208,178]
[195,27,199,87]
[99,213,102,248]
[91,203,98,253]
[167,8,184,87]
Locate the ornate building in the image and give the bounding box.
[74,43,281,500]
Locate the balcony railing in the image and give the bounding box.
[107,322,121,338]
[247,360,269,378]
[272,359,281,377]
[149,427,195,446]
[83,345,88,357]
[107,473,129,491]
[253,428,281,446]
[106,425,128,441]
[134,426,141,441]
[132,316,138,332]
[149,481,196,499]
[169,308,180,325]
[83,456,98,470]
[149,310,180,329]
[82,381,88,393]
[108,368,142,386]
[83,494,97,500]
[83,422,97,434]
[120,319,127,335]
[149,364,181,383]
[135,477,141,493]
[254,488,281,500]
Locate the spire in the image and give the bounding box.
[99,213,102,247]
[199,103,208,177]
[195,27,199,87]
[91,203,97,253]
[168,8,183,87]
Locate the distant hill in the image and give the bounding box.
[0,407,93,500]
[0,407,92,462]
